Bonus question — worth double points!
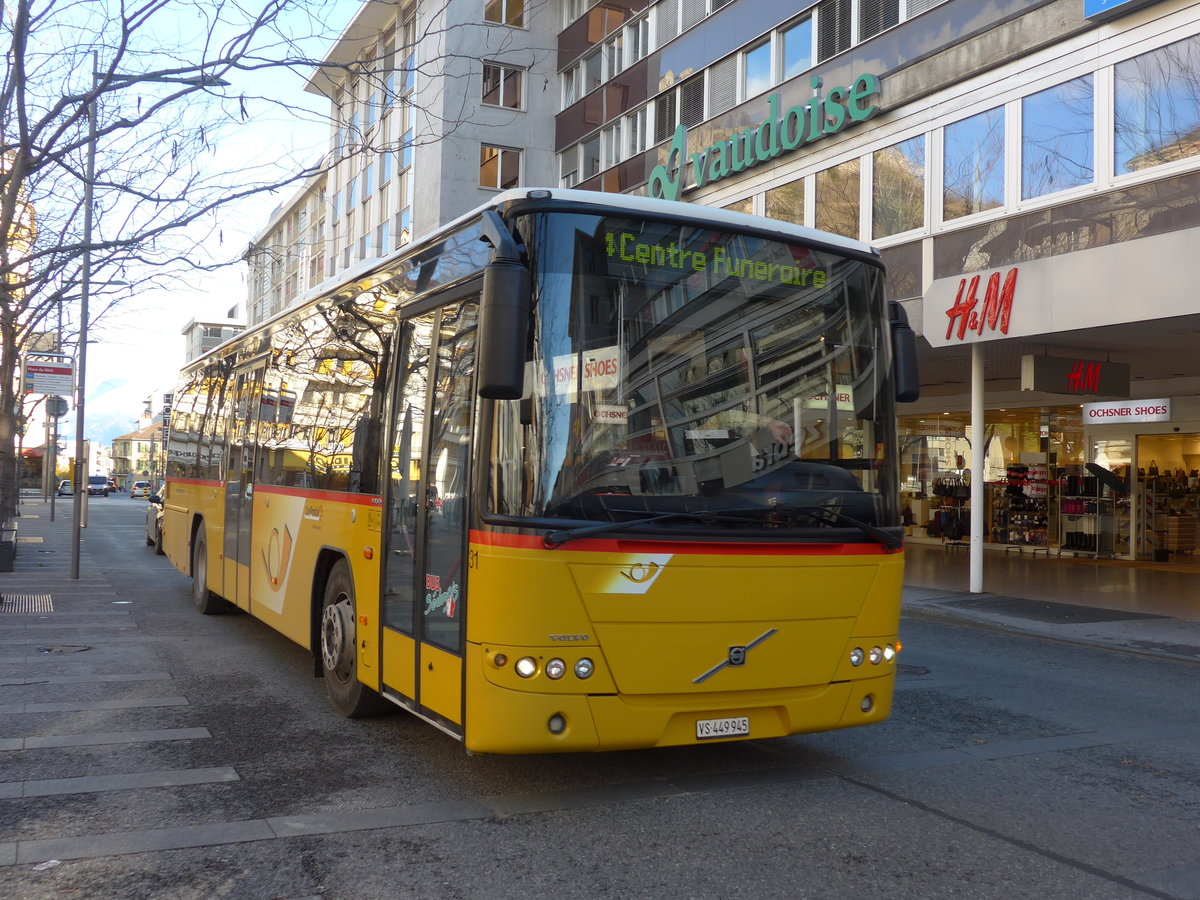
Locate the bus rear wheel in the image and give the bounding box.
[191,530,230,615]
[319,559,391,717]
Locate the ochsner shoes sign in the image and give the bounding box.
[1083,399,1171,424]
[649,74,882,201]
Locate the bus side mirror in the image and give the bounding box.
[477,211,531,400]
[889,301,920,403]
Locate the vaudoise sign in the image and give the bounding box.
[649,74,882,201]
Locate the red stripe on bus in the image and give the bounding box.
[468,530,894,556]
[252,484,384,506]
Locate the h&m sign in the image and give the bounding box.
[1021,355,1131,398]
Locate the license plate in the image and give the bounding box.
[695,716,750,740]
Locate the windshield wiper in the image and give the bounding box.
[772,505,903,551]
[543,509,745,547]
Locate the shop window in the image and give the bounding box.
[943,106,1004,220]
[765,179,805,225]
[872,134,925,238]
[723,197,753,214]
[1114,34,1200,175]
[1022,75,1094,199]
[816,159,860,239]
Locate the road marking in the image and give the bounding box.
[0,767,239,799]
[0,696,189,715]
[0,727,211,751]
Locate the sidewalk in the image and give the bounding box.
[5,493,1200,665]
[902,541,1200,664]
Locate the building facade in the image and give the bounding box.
[181,318,244,362]
[243,172,328,326]
[554,0,1200,567]
[111,421,166,488]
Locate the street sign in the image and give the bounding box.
[46,396,69,418]
[23,354,75,396]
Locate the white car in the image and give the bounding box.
[130,481,152,499]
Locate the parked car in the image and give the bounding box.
[87,475,110,496]
[145,483,165,554]
[55,479,73,497]
[130,481,152,499]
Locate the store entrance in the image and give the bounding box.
[1132,434,1200,562]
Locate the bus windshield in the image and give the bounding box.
[489,211,900,539]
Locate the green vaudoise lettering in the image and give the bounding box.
[604,231,827,288]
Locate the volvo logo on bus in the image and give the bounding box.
[693,629,778,684]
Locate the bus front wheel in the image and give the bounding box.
[191,530,230,615]
[319,559,391,717]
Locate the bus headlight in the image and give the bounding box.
[849,648,864,667]
[515,657,538,678]
[574,658,594,679]
[868,646,884,665]
[883,644,897,662]
[545,658,566,680]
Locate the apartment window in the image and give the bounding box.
[708,56,737,118]
[873,135,925,238]
[377,222,391,255]
[560,148,579,187]
[563,67,578,107]
[681,0,705,31]
[816,0,851,63]
[584,50,602,94]
[626,108,648,158]
[604,33,623,78]
[484,0,524,28]
[654,91,678,143]
[743,41,772,100]
[782,17,814,80]
[859,0,899,42]
[1114,34,1200,175]
[602,122,622,168]
[766,179,805,225]
[379,151,392,187]
[582,135,601,179]
[362,163,373,196]
[815,158,860,238]
[1022,75,1094,199]
[679,74,705,128]
[627,16,649,66]
[483,63,523,109]
[943,107,1004,220]
[656,0,679,47]
[480,145,520,189]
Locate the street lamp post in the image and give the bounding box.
[68,57,229,579]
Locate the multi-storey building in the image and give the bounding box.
[111,421,166,488]
[181,318,244,362]
[243,172,328,326]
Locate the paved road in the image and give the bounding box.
[2,497,1199,898]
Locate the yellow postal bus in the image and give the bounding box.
[163,188,918,753]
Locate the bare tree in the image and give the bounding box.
[0,0,542,520]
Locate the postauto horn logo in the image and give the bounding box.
[648,74,881,202]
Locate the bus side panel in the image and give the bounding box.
[245,489,383,678]
[162,479,224,582]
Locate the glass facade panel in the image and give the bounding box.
[1022,75,1094,199]
[1115,34,1200,174]
[872,135,925,238]
[943,107,1004,220]
[815,159,860,239]
[765,179,804,225]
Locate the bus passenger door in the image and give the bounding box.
[223,366,264,610]
[381,303,476,733]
